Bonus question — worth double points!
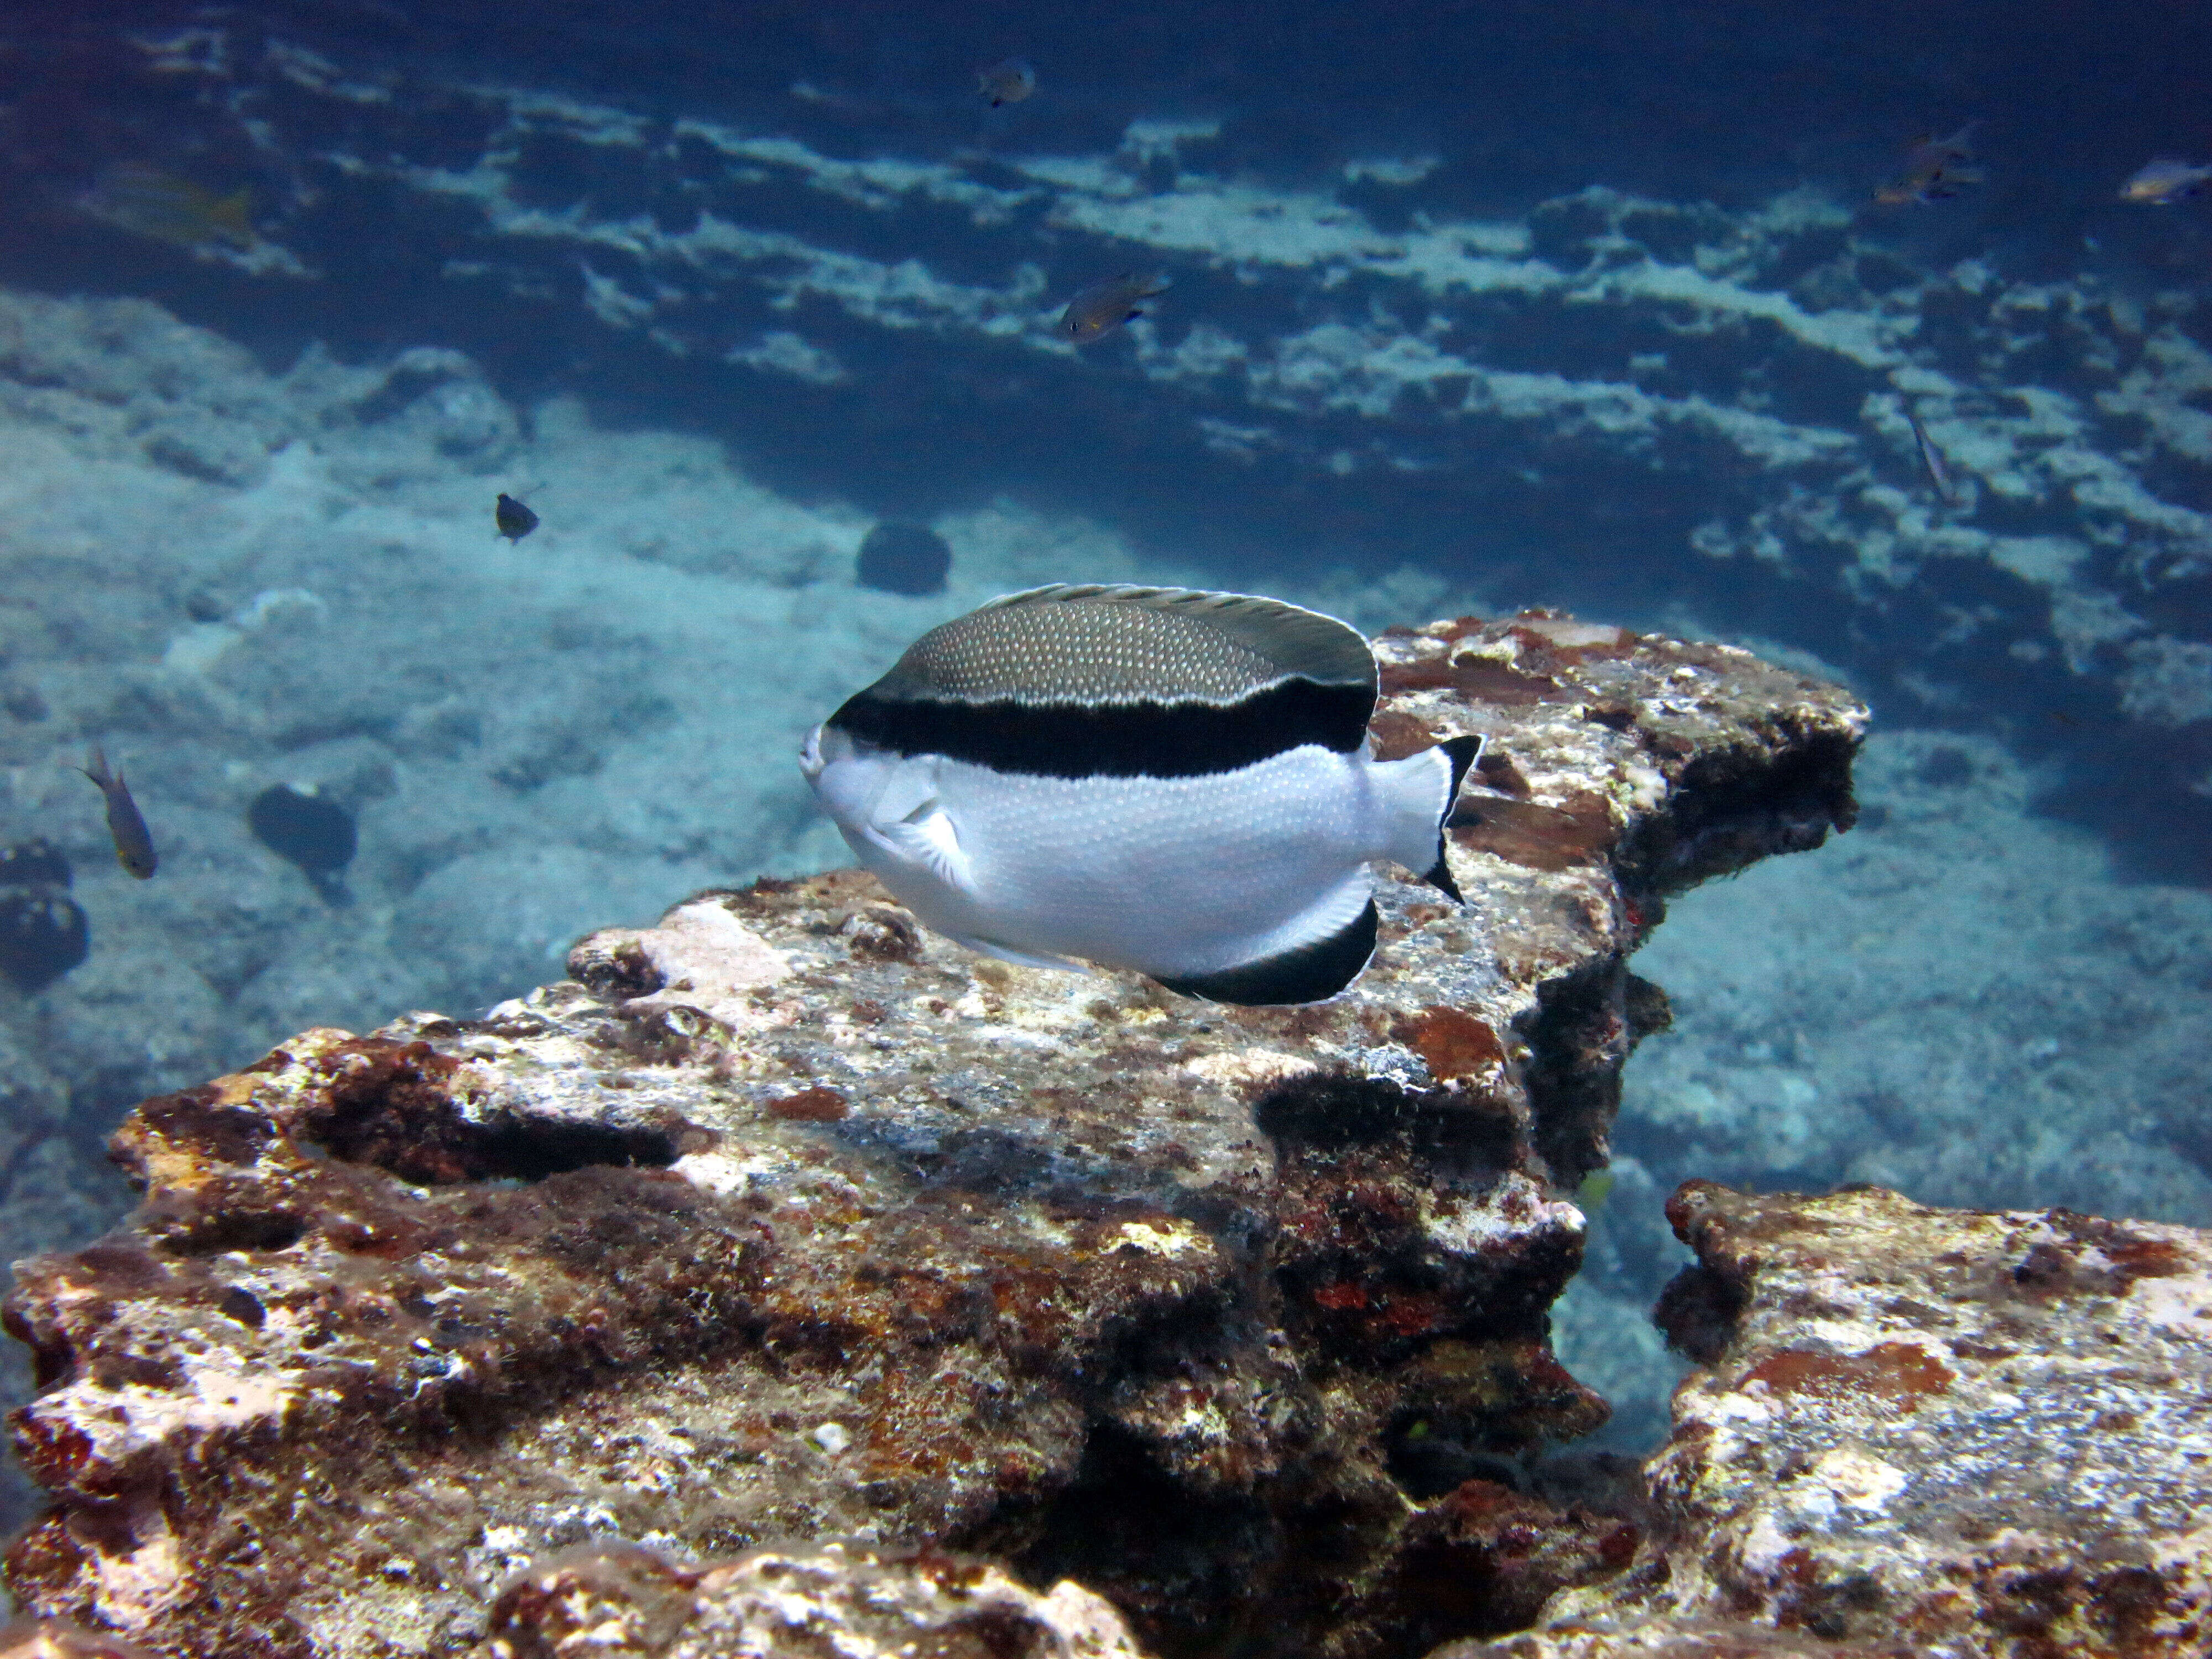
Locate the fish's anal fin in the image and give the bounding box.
[943,932,1090,974]
[1424,734,1486,903]
[1155,899,1378,1008]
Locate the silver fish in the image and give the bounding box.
[977,58,1036,107]
[800,584,1480,1005]
[76,164,254,250]
[1906,410,1962,506]
[1872,123,1984,207]
[2121,157,2212,205]
[78,746,156,879]
[1057,273,1170,343]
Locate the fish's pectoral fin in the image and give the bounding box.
[857,757,978,895]
[878,804,977,896]
[943,933,1091,974]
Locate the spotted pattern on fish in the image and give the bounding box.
[834,585,1376,778]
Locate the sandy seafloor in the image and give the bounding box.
[0,283,2208,1520]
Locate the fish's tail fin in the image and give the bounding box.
[79,745,114,791]
[1371,732,1485,903]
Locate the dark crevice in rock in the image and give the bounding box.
[1517,967,1672,1187]
[299,1038,688,1183]
[1370,1478,1642,1650]
[1003,1421,1284,1659]
[1385,1427,1533,1501]
[1255,1071,1519,1172]
[429,1117,686,1183]
[568,933,668,1000]
[1260,1074,1564,1369]
[1651,1261,1751,1363]
[2,1307,75,1392]
[152,1208,310,1257]
[1612,727,1860,899]
[133,1087,278,1170]
[1380,1339,1609,1488]
[1516,961,1632,1189]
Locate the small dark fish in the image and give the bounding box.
[1906,411,1962,505]
[1057,273,1171,344]
[76,164,254,250]
[2120,157,2212,205]
[78,747,156,879]
[977,58,1036,107]
[495,493,540,542]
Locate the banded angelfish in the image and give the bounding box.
[800,584,1481,1005]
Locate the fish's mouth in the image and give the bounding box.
[800,722,863,782]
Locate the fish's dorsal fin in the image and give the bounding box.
[968,584,1376,692]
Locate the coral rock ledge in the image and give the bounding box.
[2,614,1865,1659]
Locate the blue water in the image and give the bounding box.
[0,0,2208,1505]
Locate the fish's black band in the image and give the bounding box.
[1154,900,1378,1006]
[1423,734,1484,902]
[828,676,1372,779]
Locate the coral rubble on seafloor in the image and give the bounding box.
[1,615,1863,1658]
[1447,1183,2212,1658]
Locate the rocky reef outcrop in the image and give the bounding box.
[1453,1183,2212,1658]
[0,615,1861,1658]
[480,1541,1144,1659]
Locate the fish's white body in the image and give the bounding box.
[804,726,1459,981]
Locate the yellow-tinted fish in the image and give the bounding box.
[977,58,1036,107]
[79,747,156,879]
[1057,273,1171,344]
[2120,158,2212,205]
[1872,123,1984,207]
[76,164,254,251]
[1575,1169,1616,1212]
